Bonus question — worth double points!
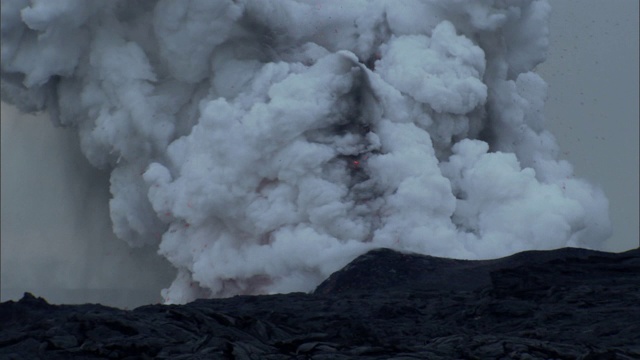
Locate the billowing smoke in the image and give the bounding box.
[1,0,611,303]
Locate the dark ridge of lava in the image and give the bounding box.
[1,247,639,359]
[314,246,635,294]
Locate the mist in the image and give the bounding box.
[1,104,175,308]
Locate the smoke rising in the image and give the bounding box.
[1,0,611,303]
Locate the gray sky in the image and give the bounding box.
[538,0,639,252]
[1,1,638,307]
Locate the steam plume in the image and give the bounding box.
[1,0,611,303]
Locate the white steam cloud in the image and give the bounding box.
[1,0,611,303]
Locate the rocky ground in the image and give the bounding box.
[1,247,639,359]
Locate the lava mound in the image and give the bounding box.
[315,246,640,295]
[1,247,639,359]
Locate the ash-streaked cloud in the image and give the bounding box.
[1,0,612,303]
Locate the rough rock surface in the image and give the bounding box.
[1,247,639,359]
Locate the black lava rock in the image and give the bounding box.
[1,247,639,359]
